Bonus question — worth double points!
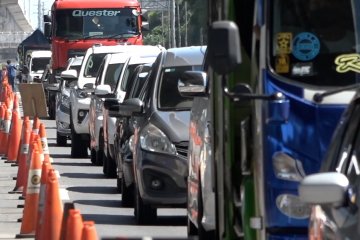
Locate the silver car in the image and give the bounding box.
[56,56,83,146]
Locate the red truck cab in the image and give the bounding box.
[44,0,146,75]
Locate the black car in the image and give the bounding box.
[117,46,206,224]
[107,63,153,206]
[299,86,360,239]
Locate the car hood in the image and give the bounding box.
[150,111,190,143]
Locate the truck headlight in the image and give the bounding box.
[140,124,176,155]
[276,194,311,219]
[272,152,305,182]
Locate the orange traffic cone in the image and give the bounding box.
[60,202,75,240]
[13,93,20,117]
[81,221,98,240]
[32,117,40,135]
[16,147,42,238]
[15,116,31,164]
[39,169,64,240]
[8,119,31,194]
[39,123,50,162]
[65,209,84,240]
[22,134,39,199]
[0,106,11,155]
[5,110,22,163]
[35,160,52,240]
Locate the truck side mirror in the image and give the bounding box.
[44,22,52,40]
[208,21,242,75]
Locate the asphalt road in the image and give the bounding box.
[0,118,189,239]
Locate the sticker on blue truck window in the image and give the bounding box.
[292,32,320,61]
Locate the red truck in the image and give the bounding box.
[43,0,147,118]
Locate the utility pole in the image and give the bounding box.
[184,1,188,46]
[176,1,181,47]
[38,0,41,30]
[171,0,176,48]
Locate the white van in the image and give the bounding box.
[26,50,52,80]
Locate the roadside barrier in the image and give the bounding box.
[16,145,42,238]
[5,110,22,163]
[81,221,98,240]
[39,168,64,240]
[9,118,31,194]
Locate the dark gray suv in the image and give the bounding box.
[118,46,206,224]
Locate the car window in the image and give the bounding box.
[158,65,201,110]
[322,102,360,172]
[120,64,141,92]
[128,65,152,99]
[84,53,107,77]
[95,60,106,86]
[104,63,123,91]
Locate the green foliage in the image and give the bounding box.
[141,0,208,47]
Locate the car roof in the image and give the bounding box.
[162,46,206,68]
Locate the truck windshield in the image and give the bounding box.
[31,58,51,72]
[55,8,139,39]
[269,0,360,87]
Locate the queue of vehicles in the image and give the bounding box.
[23,0,360,239]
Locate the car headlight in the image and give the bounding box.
[276,194,311,219]
[140,124,176,155]
[61,95,70,108]
[272,152,305,182]
[75,88,89,98]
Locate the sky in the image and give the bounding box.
[28,0,54,30]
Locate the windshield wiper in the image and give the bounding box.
[106,32,138,39]
[82,34,105,40]
[313,83,360,103]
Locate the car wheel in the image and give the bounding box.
[121,171,134,207]
[90,149,97,165]
[70,131,88,158]
[105,150,117,178]
[116,175,122,193]
[70,106,87,158]
[134,186,156,225]
[187,217,198,237]
[56,132,67,146]
[97,130,104,166]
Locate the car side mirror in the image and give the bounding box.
[44,22,52,41]
[60,69,78,81]
[119,98,144,116]
[83,83,94,93]
[94,84,111,97]
[178,71,208,97]
[299,172,349,207]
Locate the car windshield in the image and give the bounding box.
[269,0,360,87]
[55,8,139,39]
[158,65,201,110]
[31,58,51,72]
[83,53,107,78]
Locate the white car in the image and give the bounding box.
[69,44,138,158]
[55,56,83,146]
[98,46,164,177]
[89,52,130,165]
